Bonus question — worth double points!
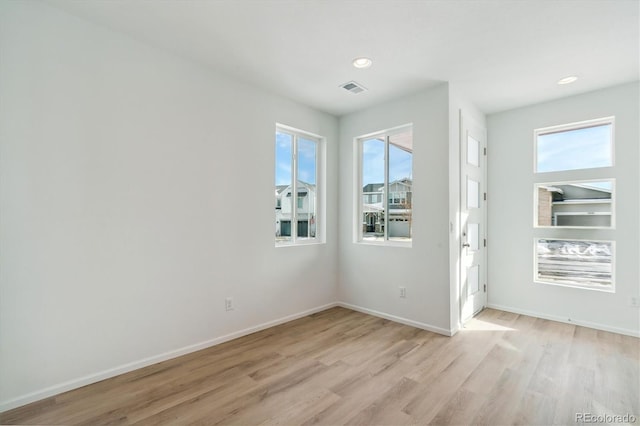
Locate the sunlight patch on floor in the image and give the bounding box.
[463,318,516,332]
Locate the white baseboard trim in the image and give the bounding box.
[0,302,338,414]
[449,323,461,336]
[337,302,453,336]
[487,303,640,338]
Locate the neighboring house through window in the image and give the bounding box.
[275,124,323,245]
[356,124,413,245]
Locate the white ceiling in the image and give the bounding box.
[45,0,639,117]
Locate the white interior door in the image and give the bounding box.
[460,112,487,323]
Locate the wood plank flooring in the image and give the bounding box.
[2,307,638,425]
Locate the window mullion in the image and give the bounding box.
[358,140,363,242]
[292,135,298,243]
[384,135,390,241]
[311,140,318,239]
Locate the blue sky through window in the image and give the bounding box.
[362,138,413,186]
[389,142,412,182]
[362,138,384,187]
[275,132,292,186]
[276,131,412,188]
[581,181,612,191]
[537,123,612,172]
[297,137,316,185]
[275,131,317,186]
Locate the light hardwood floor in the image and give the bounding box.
[2,307,638,425]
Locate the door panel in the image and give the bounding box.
[467,265,480,296]
[460,112,487,323]
[467,178,479,208]
[468,223,479,251]
[467,135,480,167]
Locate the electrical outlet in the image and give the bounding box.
[399,287,407,298]
[631,297,639,308]
[225,297,234,311]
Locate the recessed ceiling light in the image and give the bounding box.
[352,57,372,69]
[557,75,578,85]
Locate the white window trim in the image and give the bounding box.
[353,123,413,247]
[533,237,615,293]
[533,116,615,174]
[532,116,617,292]
[275,123,326,247]
[533,178,616,230]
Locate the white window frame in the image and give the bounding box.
[533,116,616,291]
[533,238,615,293]
[354,123,413,247]
[534,116,615,174]
[275,123,325,247]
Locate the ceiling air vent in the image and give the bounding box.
[340,81,367,94]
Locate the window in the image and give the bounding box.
[535,117,613,173]
[535,239,614,292]
[534,179,615,228]
[356,124,413,244]
[533,117,615,290]
[275,125,322,245]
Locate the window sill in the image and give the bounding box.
[534,225,615,230]
[534,279,615,293]
[275,240,325,248]
[356,240,412,248]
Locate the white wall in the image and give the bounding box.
[448,86,487,333]
[3,0,636,415]
[487,82,640,336]
[0,1,338,410]
[337,84,452,334]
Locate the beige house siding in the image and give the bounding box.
[538,188,552,226]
